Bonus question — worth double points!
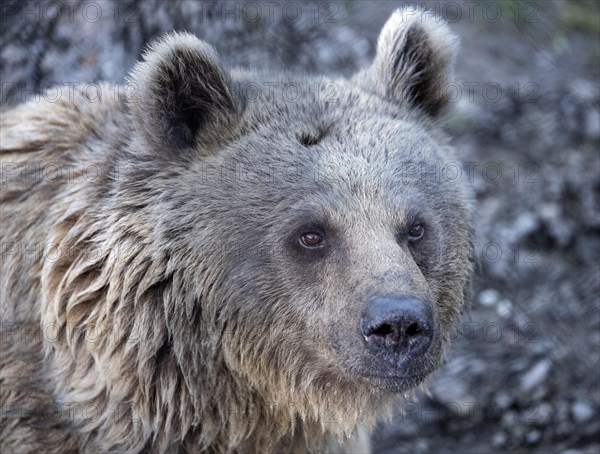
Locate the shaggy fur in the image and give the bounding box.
[0,8,472,453]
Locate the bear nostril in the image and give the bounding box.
[371,323,393,337]
[406,322,421,337]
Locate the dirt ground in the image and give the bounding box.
[1,1,598,452]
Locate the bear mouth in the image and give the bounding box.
[356,369,431,393]
[345,341,442,393]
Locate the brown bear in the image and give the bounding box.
[0,8,472,453]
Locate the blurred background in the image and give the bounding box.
[1,1,598,452]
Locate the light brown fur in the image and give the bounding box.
[1,8,472,453]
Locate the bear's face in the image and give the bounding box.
[126,9,471,416]
[189,97,471,395]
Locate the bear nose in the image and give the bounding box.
[360,297,433,357]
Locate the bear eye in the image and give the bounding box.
[408,224,425,241]
[299,232,323,248]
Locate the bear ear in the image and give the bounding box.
[128,32,238,151]
[362,8,458,118]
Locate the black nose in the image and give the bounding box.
[360,297,433,357]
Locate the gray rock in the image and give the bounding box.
[520,360,552,393]
[536,403,554,425]
[415,439,429,453]
[570,79,598,103]
[496,298,513,319]
[495,391,513,410]
[511,211,540,243]
[491,431,507,447]
[429,378,475,417]
[571,400,595,424]
[478,289,501,307]
[502,410,517,429]
[526,430,542,444]
[585,108,600,140]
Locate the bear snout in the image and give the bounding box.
[360,296,434,360]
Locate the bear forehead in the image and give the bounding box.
[225,107,445,190]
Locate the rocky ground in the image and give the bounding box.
[1,1,598,452]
